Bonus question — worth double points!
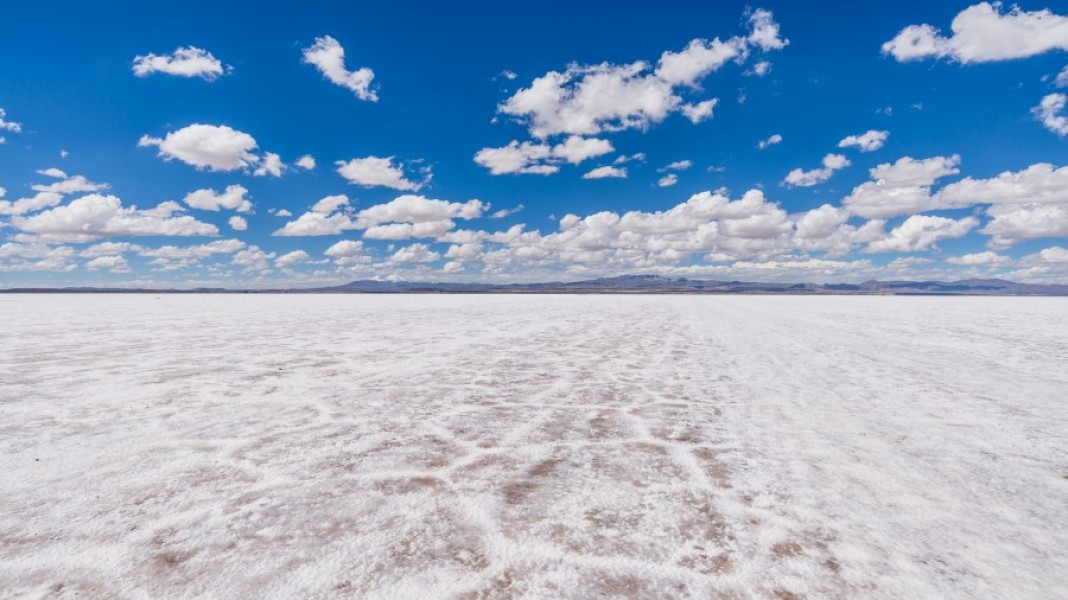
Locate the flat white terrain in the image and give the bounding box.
[1,294,1066,599]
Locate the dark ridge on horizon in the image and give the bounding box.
[3,275,1068,295]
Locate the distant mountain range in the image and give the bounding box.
[5,275,1068,295]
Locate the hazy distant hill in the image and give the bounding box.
[5,275,1068,295]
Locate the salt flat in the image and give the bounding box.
[1,294,1066,599]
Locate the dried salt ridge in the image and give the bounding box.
[1,295,1066,598]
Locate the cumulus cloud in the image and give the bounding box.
[302,35,378,101]
[275,250,311,268]
[945,251,1009,266]
[0,242,76,272]
[275,194,484,238]
[132,46,228,80]
[982,204,1068,248]
[325,240,365,257]
[842,155,961,218]
[680,99,718,123]
[295,155,316,170]
[31,173,108,195]
[390,243,440,263]
[357,195,484,229]
[139,124,260,171]
[183,185,253,213]
[1056,65,1068,87]
[81,241,140,258]
[757,133,782,149]
[0,192,64,216]
[783,153,851,187]
[660,160,693,171]
[12,194,218,238]
[0,108,22,135]
[474,136,613,175]
[865,215,978,253]
[85,255,130,272]
[1033,93,1068,136]
[254,152,286,178]
[228,216,248,231]
[497,9,786,138]
[139,239,245,270]
[838,130,889,152]
[747,61,773,77]
[883,3,1068,63]
[312,194,350,215]
[583,166,628,179]
[336,156,428,190]
[614,153,646,164]
[658,173,679,187]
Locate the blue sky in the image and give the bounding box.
[2,1,1067,287]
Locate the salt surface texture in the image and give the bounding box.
[1,294,1066,599]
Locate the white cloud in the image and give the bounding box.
[747,61,772,76]
[883,2,1068,63]
[364,221,454,240]
[273,209,293,217]
[838,130,890,152]
[295,155,316,170]
[475,141,557,175]
[31,174,107,195]
[0,243,76,272]
[132,46,228,80]
[85,255,130,272]
[982,204,1068,248]
[583,166,628,179]
[0,108,22,134]
[490,205,524,218]
[390,243,440,263]
[275,250,311,268]
[747,8,789,51]
[552,136,614,164]
[357,195,484,226]
[842,155,961,218]
[938,163,1068,207]
[324,240,365,257]
[232,246,276,272]
[139,124,260,171]
[680,99,718,123]
[783,153,851,187]
[613,153,646,164]
[254,152,286,178]
[302,35,378,101]
[1033,93,1068,136]
[757,133,782,149]
[945,251,1009,266]
[183,185,253,213]
[474,136,613,175]
[81,242,140,258]
[336,156,427,190]
[1056,65,1068,88]
[138,239,245,270]
[274,194,483,238]
[0,192,63,216]
[12,194,218,238]
[273,210,355,236]
[312,194,350,214]
[660,160,693,171]
[37,168,66,179]
[498,9,785,138]
[228,215,248,231]
[658,173,679,187]
[866,215,978,253]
